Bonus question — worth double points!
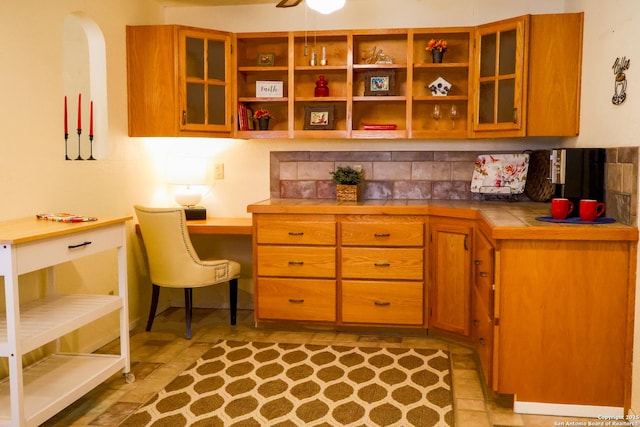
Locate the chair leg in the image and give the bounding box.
[185,288,193,340]
[146,284,160,332]
[229,278,238,325]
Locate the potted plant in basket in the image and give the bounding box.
[330,166,364,201]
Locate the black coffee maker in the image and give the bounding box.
[549,148,606,217]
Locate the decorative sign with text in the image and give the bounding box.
[256,81,284,98]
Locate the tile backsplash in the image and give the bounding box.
[271,149,638,225]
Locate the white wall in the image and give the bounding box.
[1,0,640,412]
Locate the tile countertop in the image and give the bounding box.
[247,199,639,242]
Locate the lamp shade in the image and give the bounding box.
[306,0,345,14]
[166,156,209,207]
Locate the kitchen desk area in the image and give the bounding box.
[247,198,638,418]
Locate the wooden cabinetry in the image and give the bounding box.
[340,216,425,326]
[254,214,337,322]
[471,13,583,137]
[235,28,473,139]
[429,217,473,336]
[471,226,495,387]
[0,217,132,426]
[126,25,233,137]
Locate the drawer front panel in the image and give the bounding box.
[16,225,123,274]
[257,278,336,322]
[256,217,336,245]
[341,280,423,325]
[257,246,336,278]
[341,248,424,280]
[342,220,424,247]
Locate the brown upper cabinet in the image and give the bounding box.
[126,13,582,139]
[471,13,583,137]
[126,25,233,137]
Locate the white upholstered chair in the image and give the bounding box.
[134,205,241,339]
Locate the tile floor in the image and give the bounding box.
[41,308,604,426]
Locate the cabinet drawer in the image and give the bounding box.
[15,225,124,275]
[341,280,423,325]
[257,246,336,278]
[257,278,336,322]
[341,218,424,247]
[256,215,336,245]
[472,285,494,384]
[341,248,423,280]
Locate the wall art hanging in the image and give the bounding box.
[612,56,630,105]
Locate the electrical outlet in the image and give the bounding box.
[214,163,224,180]
[353,164,362,172]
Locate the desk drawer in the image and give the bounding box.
[257,278,336,322]
[341,248,423,280]
[257,246,336,278]
[256,215,336,245]
[15,225,124,274]
[342,218,424,247]
[341,280,423,325]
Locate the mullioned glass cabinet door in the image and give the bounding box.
[472,16,527,134]
[180,29,231,132]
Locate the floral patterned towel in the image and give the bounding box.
[471,154,530,194]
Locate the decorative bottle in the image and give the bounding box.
[314,75,329,97]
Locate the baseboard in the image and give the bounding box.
[514,400,623,418]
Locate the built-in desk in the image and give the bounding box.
[135,217,252,235]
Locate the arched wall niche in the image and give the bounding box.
[63,13,108,160]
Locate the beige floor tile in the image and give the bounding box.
[456,397,487,412]
[452,368,485,399]
[456,409,492,426]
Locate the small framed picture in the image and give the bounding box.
[304,105,335,130]
[363,70,396,96]
[257,52,275,66]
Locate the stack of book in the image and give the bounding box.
[237,103,255,130]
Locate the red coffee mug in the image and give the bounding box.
[579,199,605,222]
[551,198,574,220]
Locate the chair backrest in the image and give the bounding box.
[134,205,208,287]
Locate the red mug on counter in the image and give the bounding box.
[580,199,605,222]
[551,198,574,220]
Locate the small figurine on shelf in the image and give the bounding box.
[315,75,329,97]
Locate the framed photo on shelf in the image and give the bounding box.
[257,52,275,66]
[363,70,396,96]
[304,105,335,130]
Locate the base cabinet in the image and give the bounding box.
[429,217,473,337]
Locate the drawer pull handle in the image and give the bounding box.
[288,299,304,304]
[479,338,486,346]
[68,241,92,249]
[374,262,390,267]
[479,272,488,278]
[288,232,304,236]
[374,233,391,237]
[288,261,304,266]
[374,301,391,306]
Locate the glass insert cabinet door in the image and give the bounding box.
[179,29,231,132]
[473,17,527,134]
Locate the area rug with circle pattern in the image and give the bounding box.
[121,340,454,427]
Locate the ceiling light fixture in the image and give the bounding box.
[306,0,345,15]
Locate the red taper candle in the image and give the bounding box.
[89,101,93,137]
[77,93,81,130]
[64,96,68,135]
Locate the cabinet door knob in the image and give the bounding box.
[474,260,482,265]
[479,338,486,346]
[479,272,488,278]
[182,110,187,125]
[473,319,480,327]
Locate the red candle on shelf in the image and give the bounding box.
[77,93,82,130]
[89,101,93,137]
[64,96,68,135]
